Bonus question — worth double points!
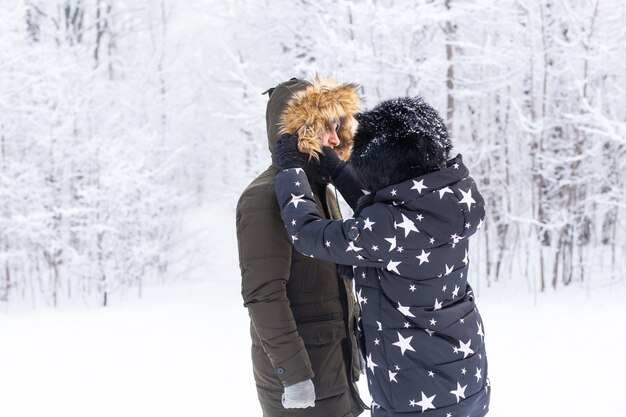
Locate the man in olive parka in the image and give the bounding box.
[236,76,366,417]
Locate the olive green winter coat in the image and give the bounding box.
[236,78,365,417]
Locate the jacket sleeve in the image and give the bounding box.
[273,168,398,268]
[236,191,314,387]
[331,163,366,210]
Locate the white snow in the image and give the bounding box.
[1,201,624,417]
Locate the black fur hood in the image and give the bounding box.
[349,96,452,193]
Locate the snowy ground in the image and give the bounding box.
[1,201,624,417]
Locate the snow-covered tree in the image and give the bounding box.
[1,0,624,308]
[0,1,201,307]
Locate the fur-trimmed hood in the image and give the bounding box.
[264,76,360,162]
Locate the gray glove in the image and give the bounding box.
[281,379,316,409]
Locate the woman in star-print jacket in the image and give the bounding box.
[273,96,491,417]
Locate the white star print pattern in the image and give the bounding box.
[456,339,475,358]
[346,241,363,252]
[477,322,485,341]
[288,193,305,208]
[459,188,476,211]
[366,353,378,374]
[272,161,490,415]
[397,302,415,318]
[387,260,401,274]
[392,332,416,355]
[395,213,419,237]
[416,249,431,265]
[452,285,460,298]
[411,179,428,194]
[389,370,398,383]
[363,217,376,231]
[450,382,467,403]
[438,187,453,199]
[415,392,436,412]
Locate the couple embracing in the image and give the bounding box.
[236,76,490,417]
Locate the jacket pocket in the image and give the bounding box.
[299,319,351,401]
[298,319,346,346]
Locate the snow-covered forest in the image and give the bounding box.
[2,2,626,416]
[1,0,625,309]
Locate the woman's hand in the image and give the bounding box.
[274,133,309,171]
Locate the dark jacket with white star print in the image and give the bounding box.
[274,155,491,417]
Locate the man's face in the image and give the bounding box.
[320,120,341,148]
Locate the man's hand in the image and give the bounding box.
[274,134,309,171]
[281,379,316,409]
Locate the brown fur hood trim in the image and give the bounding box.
[279,76,361,161]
